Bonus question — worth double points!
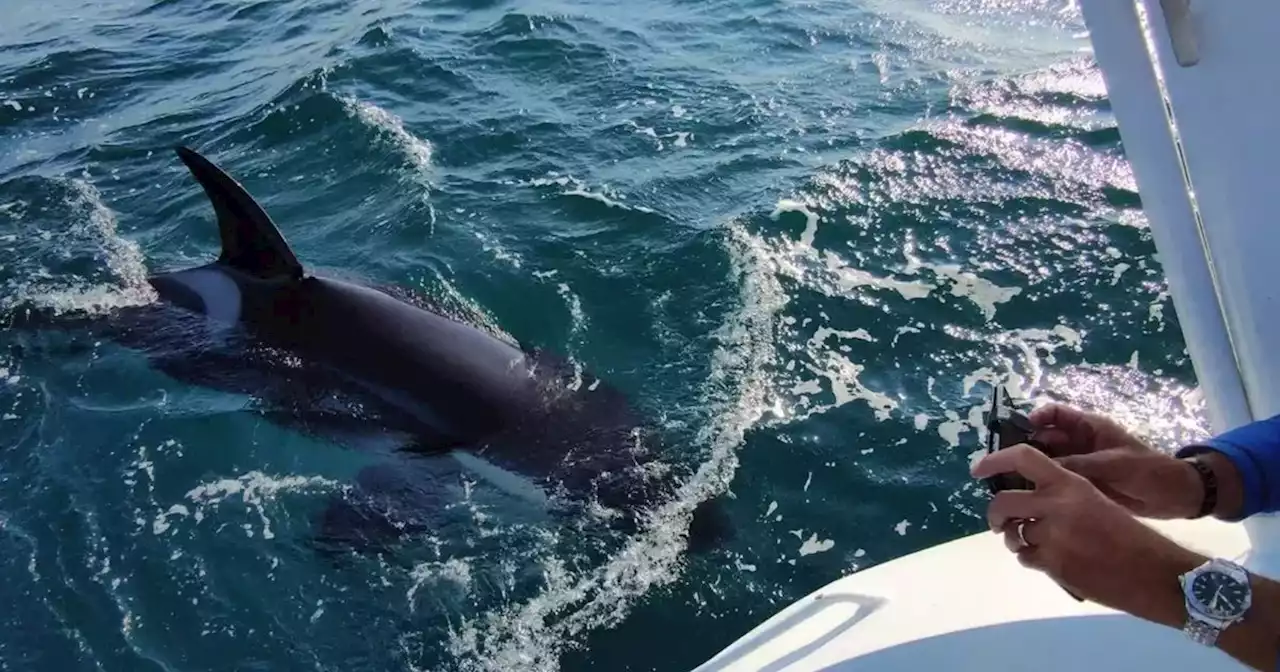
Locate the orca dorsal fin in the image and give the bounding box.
[176,146,303,281]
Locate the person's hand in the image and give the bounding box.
[1029,402,1151,456]
[1030,403,1203,519]
[972,444,1203,620]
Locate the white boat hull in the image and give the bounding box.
[697,519,1249,671]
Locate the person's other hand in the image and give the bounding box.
[1029,403,1150,456]
[972,444,1203,619]
[1030,403,1202,519]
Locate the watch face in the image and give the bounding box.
[1191,570,1250,618]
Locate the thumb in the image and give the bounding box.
[1056,449,1132,481]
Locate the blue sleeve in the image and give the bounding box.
[1176,415,1280,520]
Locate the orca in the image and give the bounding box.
[95,147,729,552]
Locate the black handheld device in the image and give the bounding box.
[982,386,1084,602]
[983,385,1050,493]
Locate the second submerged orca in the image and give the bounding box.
[126,147,729,552]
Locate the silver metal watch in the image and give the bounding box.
[1179,558,1252,646]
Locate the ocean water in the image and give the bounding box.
[0,1,1211,671]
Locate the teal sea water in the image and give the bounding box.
[0,1,1210,670]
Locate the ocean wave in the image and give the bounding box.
[0,176,154,316]
[478,12,583,41]
[525,174,660,218]
[472,12,612,73]
[341,96,433,186]
[153,471,341,540]
[443,220,782,671]
[625,120,693,152]
[471,229,524,270]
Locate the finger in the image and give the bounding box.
[1068,465,1149,514]
[1028,403,1087,430]
[1016,546,1045,570]
[988,492,1047,532]
[1020,518,1045,546]
[1033,427,1089,456]
[972,443,1070,485]
[1001,519,1045,551]
[1003,527,1022,553]
[1057,450,1131,481]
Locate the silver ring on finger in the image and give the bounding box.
[1016,520,1033,549]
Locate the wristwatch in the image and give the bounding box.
[1180,558,1252,646]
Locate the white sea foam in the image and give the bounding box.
[472,230,524,269]
[937,410,966,448]
[557,282,586,337]
[961,367,999,396]
[902,240,1021,320]
[1110,262,1131,286]
[529,174,656,214]
[804,355,897,421]
[444,219,782,672]
[938,266,1020,321]
[342,97,432,185]
[824,251,933,300]
[808,326,875,350]
[152,472,340,540]
[771,199,820,248]
[798,533,834,556]
[627,120,693,151]
[1149,293,1167,330]
[7,179,155,314]
[408,558,474,613]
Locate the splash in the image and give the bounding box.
[472,230,524,269]
[527,174,657,214]
[556,283,586,338]
[443,219,783,672]
[154,472,341,541]
[342,97,433,186]
[67,180,149,290]
[3,178,155,314]
[724,217,904,423]
[408,559,474,613]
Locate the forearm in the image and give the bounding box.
[1201,451,1246,520]
[1120,541,1280,671]
[1179,414,1280,519]
[1219,572,1280,671]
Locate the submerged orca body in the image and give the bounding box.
[115,147,729,552]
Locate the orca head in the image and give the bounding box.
[149,146,304,321]
[687,497,734,553]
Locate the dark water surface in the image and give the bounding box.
[0,1,1207,670]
